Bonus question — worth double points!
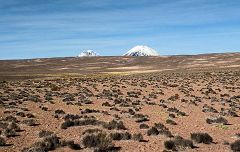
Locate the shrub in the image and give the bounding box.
[103,120,126,130]
[61,120,74,129]
[64,114,81,121]
[166,119,177,125]
[140,123,149,129]
[164,136,194,151]
[133,114,149,123]
[41,107,48,111]
[38,130,54,138]
[26,113,35,118]
[81,109,100,114]
[62,140,81,150]
[147,127,159,136]
[154,123,173,137]
[110,132,132,140]
[132,133,143,141]
[23,134,61,152]
[55,109,65,115]
[191,133,213,144]
[82,132,114,151]
[102,102,111,107]
[169,113,176,118]
[0,122,8,129]
[206,116,228,125]
[8,122,21,132]
[4,116,18,122]
[230,140,240,152]
[0,137,6,146]
[61,118,101,129]
[22,119,38,126]
[16,111,26,117]
[83,128,102,135]
[2,128,17,137]
[164,140,175,150]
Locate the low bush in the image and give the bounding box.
[4,116,18,122]
[62,140,81,150]
[82,132,114,151]
[164,136,194,151]
[55,109,65,115]
[191,132,213,144]
[132,133,143,141]
[0,122,8,129]
[38,130,54,138]
[8,122,21,132]
[166,119,177,125]
[154,123,173,137]
[24,134,61,151]
[230,140,240,152]
[61,118,102,129]
[103,120,126,130]
[0,137,6,146]
[139,123,149,129]
[110,132,132,140]
[147,127,159,136]
[206,116,228,125]
[26,113,35,118]
[2,128,17,137]
[22,119,38,126]
[82,128,102,135]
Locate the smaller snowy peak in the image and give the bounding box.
[123,45,159,56]
[78,50,98,57]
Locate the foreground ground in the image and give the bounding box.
[0,53,240,152]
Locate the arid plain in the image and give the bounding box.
[0,52,240,152]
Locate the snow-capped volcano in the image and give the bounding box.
[123,45,159,56]
[78,50,98,57]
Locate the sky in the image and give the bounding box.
[0,0,240,59]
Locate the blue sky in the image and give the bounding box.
[0,0,240,59]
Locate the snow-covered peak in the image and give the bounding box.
[123,45,159,56]
[78,50,98,57]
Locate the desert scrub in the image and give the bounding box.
[154,123,173,137]
[103,120,126,130]
[133,113,149,123]
[55,109,65,115]
[0,122,8,129]
[22,119,38,126]
[166,119,177,125]
[206,116,228,125]
[191,133,213,144]
[147,127,159,136]
[38,130,54,138]
[132,133,144,141]
[110,132,132,140]
[22,134,61,152]
[3,116,18,122]
[0,137,6,146]
[2,128,17,137]
[230,140,240,152]
[82,128,103,135]
[8,122,21,132]
[82,132,114,151]
[61,140,81,150]
[164,136,194,151]
[61,118,102,129]
[139,123,149,129]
